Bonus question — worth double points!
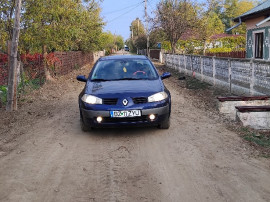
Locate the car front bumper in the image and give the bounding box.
[81,104,170,128]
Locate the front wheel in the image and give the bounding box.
[80,111,91,132]
[80,118,91,132]
[158,116,170,129]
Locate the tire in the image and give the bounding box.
[158,116,170,129]
[80,118,91,132]
[80,110,91,132]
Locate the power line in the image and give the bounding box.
[148,0,156,13]
[107,1,144,23]
[103,2,143,15]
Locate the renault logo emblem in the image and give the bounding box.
[122,99,128,106]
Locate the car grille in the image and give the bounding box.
[103,116,148,123]
[103,98,118,105]
[132,97,148,104]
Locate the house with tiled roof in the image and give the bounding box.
[233,0,270,60]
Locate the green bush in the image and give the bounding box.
[0,85,7,105]
[207,47,234,53]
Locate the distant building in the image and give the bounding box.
[234,0,270,60]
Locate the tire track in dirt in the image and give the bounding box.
[0,61,269,202]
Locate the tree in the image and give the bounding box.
[149,28,167,48]
[115,35,124,50]
[126,18,146,53]
[0,0,16,50]
[222,0,256,34]
[155,0,199,53]
[134,34,147,50]
[99,32,124,54]
[6,0,21,111]
[199,10,225,54]
[20,0,104,80]
[125,38,136,53]
[130,18,145,39]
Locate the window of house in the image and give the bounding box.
[255,32,264,59]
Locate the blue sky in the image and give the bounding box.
[100,0,164,40]
[100,0,206,40]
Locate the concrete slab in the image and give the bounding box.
[236,111,270,130]
[218,100,270,120]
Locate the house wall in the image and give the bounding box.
[245,17,270,60]
[246,17,270,30]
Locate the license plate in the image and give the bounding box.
[110,110,141,118]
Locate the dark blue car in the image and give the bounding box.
[77,55,171,131]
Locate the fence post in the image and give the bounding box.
[159,51,163,63]
[173,54,176,70]
[250,59,255,95]
[184,54,187,74]
[200,56,204,81]
[228,59,232,94]
[38,55,41,86]
[213,56,216,86]
[178,55,181,73]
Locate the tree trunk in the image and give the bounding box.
[42,45,54,81]
[171,41,176,54]
[6,0,22,111]
[203,40,207,56]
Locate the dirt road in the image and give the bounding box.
[0,61,269,202]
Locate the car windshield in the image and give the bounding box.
[91,59,159,81]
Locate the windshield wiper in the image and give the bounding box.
[112,78,142,81]
[91,78,110,82]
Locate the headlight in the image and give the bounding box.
[148,92,168,102]
[81,94,102,104]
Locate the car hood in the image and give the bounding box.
[85,79,163,97]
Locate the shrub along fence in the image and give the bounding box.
[0,51,104,107]
[162,54,270,96]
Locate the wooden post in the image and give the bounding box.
[250,59,255,95]
[200,56,204,81]
[184,54,187,75]
[6,0,22,111]
[212,56,216,86]
[178,55,181,73]
[228,59,232,94]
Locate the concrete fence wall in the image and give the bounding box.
[162,54,270,96]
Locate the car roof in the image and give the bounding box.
[99,55,148,61]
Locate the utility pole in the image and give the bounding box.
[145,0,150,57]
[130,26,133,39]
[6,0,22,111]
[137,18,139,36]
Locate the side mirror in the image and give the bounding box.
[161,72,171,80]
[77,75,87,82]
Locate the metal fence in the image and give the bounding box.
[0,51,105,108]
[0,57,45,107]
[163,54,270,95]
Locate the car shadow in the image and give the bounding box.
[85,126,159,138]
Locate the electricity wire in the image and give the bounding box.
[103,1,144,15]
[107,1,144,23]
